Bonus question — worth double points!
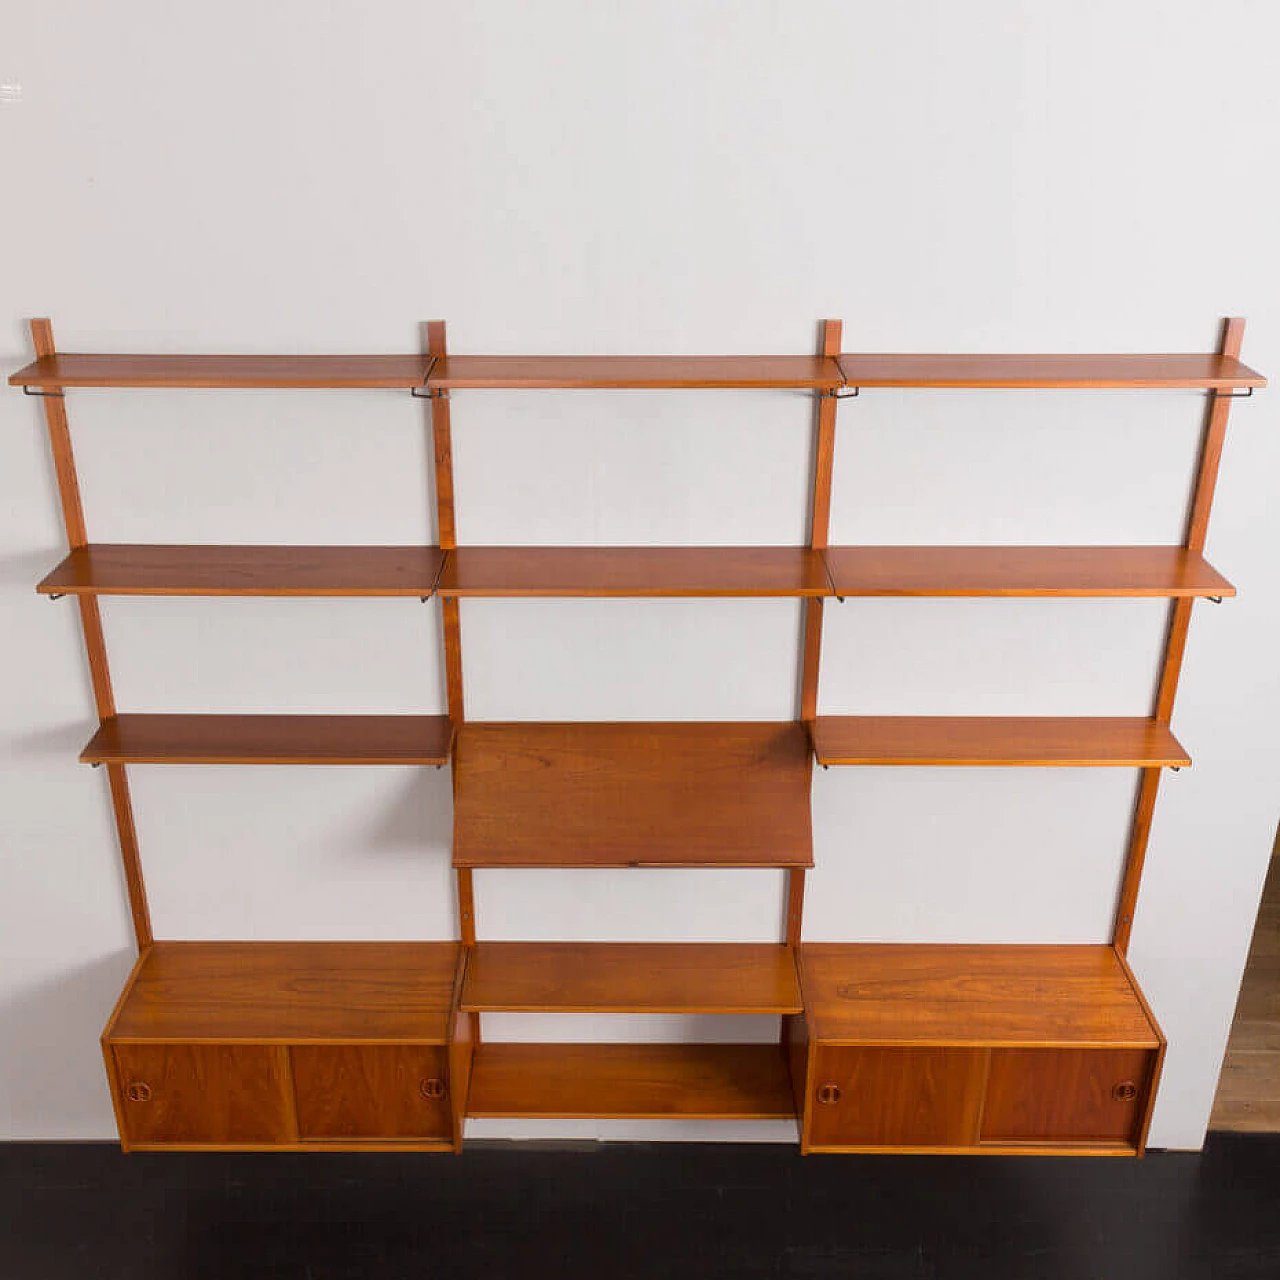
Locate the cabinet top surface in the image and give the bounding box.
[107,941,460,1043]
[799,944,1160,1047]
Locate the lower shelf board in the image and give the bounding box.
[466,1043,797,1121]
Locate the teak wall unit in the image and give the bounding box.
[12,318,1265,1155]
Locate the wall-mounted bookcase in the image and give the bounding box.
[12,317,1263,1155]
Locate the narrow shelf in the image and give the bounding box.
[466,1043,796,1120]
[437,546,833,597]
[107,941,460,1043]
[461,942,802,1014]
[452,721,814,869]
[799,944,1161,1048]
[9,353,435,389]
[823,546,1235,597]
[809,716,1189,768]
[81,714,453,766]
[427,354,843,389]
[37,545,446,597]
[836,352,1266,389]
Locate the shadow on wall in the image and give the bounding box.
[0,949,137,1138]
[0,547,63,589]
[358,766,453,861]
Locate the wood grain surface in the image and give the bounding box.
[426,354,843,389]
[81,714,453,766]
[461,942,802,1013]
[835,352,1265,389]
[38,544,446,596]
[107,942,460,1043]
[466,1043,796,1119]
[452,721,814,868]
[822,546,1235,597]
[10,353,435,388]
[809,716,1189,767]
[799,945,1160,1047]
[437,546,832,597]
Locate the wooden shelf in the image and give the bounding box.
[427,355,843,389]
[809,716,1189,768]
[437,546,833,597]
[822,546,1235,597]
[452,721,814,869]
[37,545,446,597]
[9,353,435,389]
[461,942,802,1014]
[107,941,460,1043]
[81,714,453,766]
[799,944,1161,1048]
[466,1043,796,1119]
[835,352,1266,389]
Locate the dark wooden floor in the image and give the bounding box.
[4,1137,1279,1279]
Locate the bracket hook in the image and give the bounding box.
[23,386,65,398]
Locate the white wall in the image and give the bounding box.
[1,0,1277,1148]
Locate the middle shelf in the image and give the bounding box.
[461,942,803,1014]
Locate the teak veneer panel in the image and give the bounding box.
[809,716,1189,768]
[437,546,832,597]
[835,353,1265,389]
[82,714,453,766]
[107,942,460,1043]
[980,1047,1155,1145]
[461,942,802,1014]
[10,353,436,389]
[290,1045,452,1142]
[38,545,447,596]
[112,1044,293,1146]
[799,945,1160,1048]
[823,546,1235,597]
[466,1043,796,1119]
[452,721,814,868]
[427,354,843,389]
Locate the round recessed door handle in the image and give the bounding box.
[420,1077,446,1101]
[816,1083,842,1105]
[126,1081,152,1103]
[1113,1080,1139,1103]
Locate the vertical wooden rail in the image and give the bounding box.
[426,321,475,946]
[788,319,844,948]
[29,318,153,950]
[1112,318,1246,955]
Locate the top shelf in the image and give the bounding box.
[9,354,437,390]
[426,355,843,390]
[835,353,1265,390]
[10,350,1265,392]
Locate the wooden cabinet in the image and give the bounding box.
[797,946,1164,1155]
[103,943,461,1151]
[291,1046,451,1142]
[111,1045,292,1147]
[981,1048,1156,1146]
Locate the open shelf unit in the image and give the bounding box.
[13,317,1263,1152]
